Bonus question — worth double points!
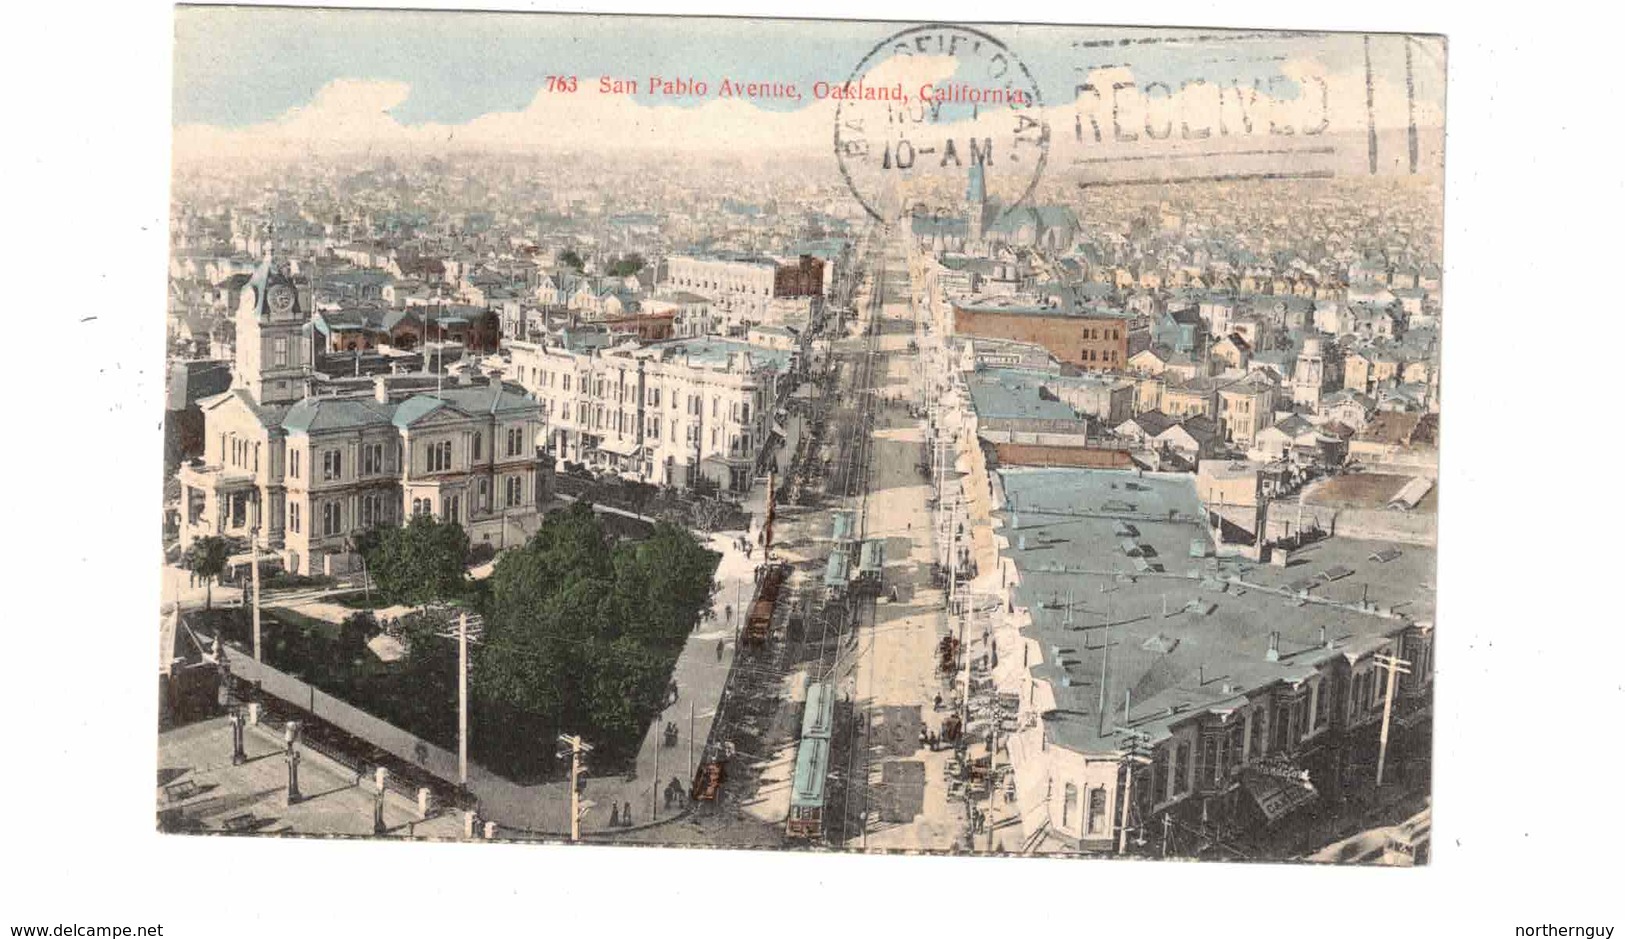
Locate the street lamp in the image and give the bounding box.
[216,636,247,765]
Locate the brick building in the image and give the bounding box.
[952,299,1130,371]
[772,254,825,298]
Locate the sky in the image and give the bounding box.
[171,9,1445,164]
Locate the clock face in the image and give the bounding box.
[268,285,295,314]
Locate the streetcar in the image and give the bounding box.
[786,738,830,838]
[830,509,856,546]
[786,680,836,839]
[822,547,851,601]
[853,538,885,596]
[745,561,790,647]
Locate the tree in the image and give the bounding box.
[362,515,471,609]
[690,496,724,534]
[559,248,585,273]
[471,504,718,770]
[185,535,229,610]
[606,253,645,278]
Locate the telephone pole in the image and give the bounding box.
[250,525,262,661]
[1373,652,1412,787]
[1115,726,1152,855]
[557,733,593,843]
[458,613,469,787]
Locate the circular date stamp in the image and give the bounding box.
[834,24,1050,227]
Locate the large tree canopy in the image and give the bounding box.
[467,502,718,772]
[362,515,471,608]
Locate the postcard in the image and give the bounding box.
[160,7,1442,864]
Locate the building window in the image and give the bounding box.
[505,474,524,507]
[323,449,342,481]
[363,442,384,476]
[1197,735,1219,790]
[478,477,490,512]
[1062,783,1078,830]
[1087,788,1108,835]
[1273,700,1292,751]
[322,501,343,536]
[1173,742,1190,795]
[290,450,300,479]
[274,337,288,367]
[361,492,387,528]
[288,502,301,534]
[426,440,452,473]
[1154,750,1170,804]
[472,432,482,461]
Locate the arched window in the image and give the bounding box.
[1087,788,1108,835]
[472,432,482,461]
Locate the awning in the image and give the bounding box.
[595,436,642,457]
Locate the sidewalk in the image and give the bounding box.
[157,716,464,838]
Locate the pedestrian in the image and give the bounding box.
[725,604,733,624]
[623,801,632,826]
[609,803,620,827]
[716,638,725,662]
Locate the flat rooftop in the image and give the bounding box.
[992,467,1435,756]
[967,370,1081,423]
[1304,473,1439,512]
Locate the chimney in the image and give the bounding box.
[1266,631,1281,662]
[1198,663,1205,685]
[373,375,389,404]
[1318,625,1327,647]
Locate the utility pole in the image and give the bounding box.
[557,734,593,843]
[1373,652,1412,787]
[689,700,696,780]
[1115,727,1152,855]
[250,525,262,661]
[458,613,469,787]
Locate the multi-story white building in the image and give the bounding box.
[509,333,794,493]
[178,256,549,575]
[666,253,777,320]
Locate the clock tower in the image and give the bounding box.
[234,254,310,406]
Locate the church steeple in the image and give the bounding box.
[966,162,987,245]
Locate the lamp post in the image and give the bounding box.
[216,637,246,765]
[283,721,303,806]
